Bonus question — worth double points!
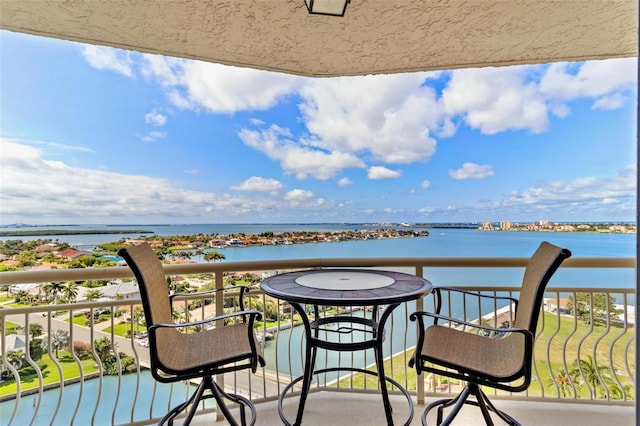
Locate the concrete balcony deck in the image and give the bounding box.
[190,391,635,426]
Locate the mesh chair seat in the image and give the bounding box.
[155,322,262,375]
[420,325,526,381]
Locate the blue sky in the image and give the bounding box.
[0,31,637,225]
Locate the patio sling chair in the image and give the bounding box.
[408,241,571,426]
[118,243,265,426]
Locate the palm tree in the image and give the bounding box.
[570,355,612,398]
[132,306,145,332]
[93,336,113,363]
[85,288,103,301]
[61,282,79,303]
[609,382,634,400]
[5,350,24,369]
[194,248,204,262]
[41,329,69,357]
[204,251,225,262]
[29,323,44,339]
[547,368,581,397]
[42,281,64,303]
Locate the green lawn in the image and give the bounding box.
[5,302,34,309]
[102,322,146,337]
[0,351,99,397]
[70,314,88,326]
[3,320,22,334]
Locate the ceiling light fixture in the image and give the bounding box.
[304,0,350,17]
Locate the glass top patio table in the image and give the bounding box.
[260,268,432,306]
[260,268,432,426]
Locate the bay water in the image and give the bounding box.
[3,224,635,288]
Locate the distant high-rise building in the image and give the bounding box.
[500,221,511,230]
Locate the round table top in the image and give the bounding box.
[260,268,432,306]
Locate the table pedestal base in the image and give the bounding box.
[277,367,414,426]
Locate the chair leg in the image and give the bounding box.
[473,386,520,426]
[209,376,258,426]
[423,385,471,426]
[159,376,258,426]
[421,383,521,426]
[161,379,207,425]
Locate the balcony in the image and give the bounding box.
[0,256,636,425]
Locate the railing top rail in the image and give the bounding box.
[0,257,634,285]
[0,285,635,318]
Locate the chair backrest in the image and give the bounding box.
[513,241,571,332]
[118,243,173,329]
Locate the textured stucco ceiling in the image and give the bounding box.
[0,0,637,77]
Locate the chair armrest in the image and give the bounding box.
[169,285,252,310]
[410,310,531,337]
[430,286,519,315]
[149,309,263,332]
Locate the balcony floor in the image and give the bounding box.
[189,391,635,426]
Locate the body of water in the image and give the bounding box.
[1,223,634,258]
[2,370,210,425]
[3,224,635,289]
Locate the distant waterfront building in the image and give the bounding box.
[500,221,511,230]
[482,221,493,230]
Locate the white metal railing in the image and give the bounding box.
[0,257,635,425]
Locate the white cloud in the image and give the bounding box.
[141,55,183,86]
[417,206,437,214]
[8,139,93,154]
[0,139,286,222]
[232,176,284,192]
[592,94,627,110]
[299,73,440,164]
[505,165,636,206]
[142,56,302,113]
[338,177,353,187]
[81,45,134,77]
[367,166,402,180]
[442,67,549,134]
[140,131,168,142]
[132,55,636,191]
[421,180,431,189]
[440,58,636,136]
[449,162,495,180]
[238,125,365,180]
[539,58,636,102]
[183,169,200,175]
[145,111,167,126]
[285,189,314,202]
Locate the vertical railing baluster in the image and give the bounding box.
[608,292,627,401]
[89,306,103,425]
[43,311,59,425]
